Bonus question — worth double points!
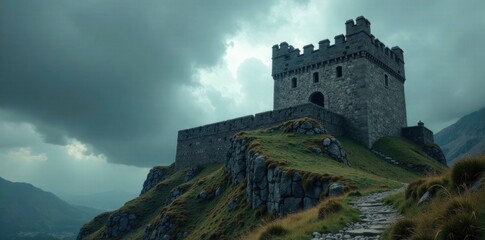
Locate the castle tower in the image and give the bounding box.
[272,16,407,147]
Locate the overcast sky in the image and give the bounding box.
[1,0,484,197]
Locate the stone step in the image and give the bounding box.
[346,228,383,236]
[368,224,389,230]
[354,203,384,207]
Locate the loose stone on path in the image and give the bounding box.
[311,188,403,240]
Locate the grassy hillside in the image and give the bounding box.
[383,155,485,239]
[373,136,447,172]
[79,119,447,240]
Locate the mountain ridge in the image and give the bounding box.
[435,106,485,164]
[0,176,101,240]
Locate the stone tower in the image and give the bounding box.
[272,16,407,147]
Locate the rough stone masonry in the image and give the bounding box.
[174,16,438,170]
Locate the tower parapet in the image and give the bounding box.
[272,16,405,83]
[272,16,408,147]
[345,16,371,37]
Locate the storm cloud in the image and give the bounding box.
[1,0,485,173]
[0,0,280,167]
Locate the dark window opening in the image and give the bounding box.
[336,66,343,78]
[309,92,325,108]
[291,77,297,88]
[313,72,319,83]
[384,74,389,87]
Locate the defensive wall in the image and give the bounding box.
[175,103,345,169]
[402,122,434,146]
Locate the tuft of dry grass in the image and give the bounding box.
[317,199,343,220]
[386,155,485,240]
[390,218,416,240]
[451,155,485,189]
[258,225,288,240]
[242,197,358,240]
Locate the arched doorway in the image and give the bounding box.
[309,92,325,108]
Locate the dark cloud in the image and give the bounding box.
[0,0,281,167]
[1,0,484,170]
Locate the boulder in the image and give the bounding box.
[418,191,431,205]
[198,191,208,200]
[214,186,222,197]
[328,182,344,197]
[322,137,350,166]
[227,199,238,212]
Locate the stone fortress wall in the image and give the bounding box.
[402,122,435,146]
[175,103,345,169]
[272,16,407,147]
[174,16,440,170]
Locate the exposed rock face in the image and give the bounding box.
[328,182,344,197]
[423,144,447,166]
[284,118,328,135]
[322,137,349,166]
[226,136,339,217]
[143,215,187,240]
[166,187,185,204]
[141,165,174,195]
[103,210,137,238]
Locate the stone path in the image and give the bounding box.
[311,188,403,240]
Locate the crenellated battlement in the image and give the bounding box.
[345,16,371,36]
[174,16,415,170]
[272,16,405,82]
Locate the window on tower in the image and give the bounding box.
[291,77,297,88]
[336,66,343,78]
[313,72,319,83]
[385,74,389,87]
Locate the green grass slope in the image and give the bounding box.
[373,137,447,173]
[80,119,447,240]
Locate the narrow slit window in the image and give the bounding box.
[336,66,343,78]
[291,77,297,88]
[385,74,389,87]
[313,72,319,83]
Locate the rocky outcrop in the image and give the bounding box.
[322,137,350,165]
[141,165,174,195]
[103,210,137,238]
[423,144,447,166]
[281,118,328,135]
[165,187,186,204]
[226,135,345,217]
[143,214,187,240]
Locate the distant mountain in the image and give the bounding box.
[0,177,101,240]
[61,190,137,211]
[435,106,485,164]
